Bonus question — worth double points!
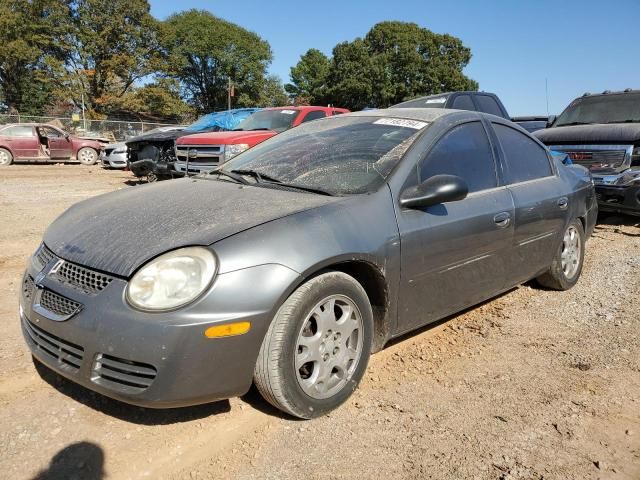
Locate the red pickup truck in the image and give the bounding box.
[174,106,349,174]
[0,123,104,166]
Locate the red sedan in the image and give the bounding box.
[0,123,104,166]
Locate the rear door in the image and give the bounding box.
[396,121,515,332]
[1,125,39,158]
[490,121,567,284]
[42,126,73,159]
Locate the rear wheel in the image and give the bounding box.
[254,271,373,419]
[536,219,585,290]
[77,147,98,165]
[0,148,13,166]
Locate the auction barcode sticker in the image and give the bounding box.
[280,110,297,115]
[424,98,446,104]
[374,118,429,130]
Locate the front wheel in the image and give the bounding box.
[536,219,585,290]
[254,271,373,419]
[77,147,98,165]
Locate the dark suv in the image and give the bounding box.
[535,90,640,216]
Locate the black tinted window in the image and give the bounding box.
[301,110,327,123]
[419,122,497,192]
[475,96,504,117]
[493,124,552,183]
[1,126,34,137]
[451,95,475,111]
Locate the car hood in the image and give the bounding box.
[176,130,277,146]
[43,179,340,277]
[535,123,640,144]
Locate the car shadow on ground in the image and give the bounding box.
[30,441,104,480]
[595,213,640,236]
[33,359,231,425]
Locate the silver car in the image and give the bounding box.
[20,109,597,418]
[100,142,127,168]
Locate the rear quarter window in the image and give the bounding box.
[451,95,475,111]
[475,96,504,117]
[493,123,553,183]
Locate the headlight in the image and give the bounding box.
[632,146,640,167]
[126,247,217,311]
[224,144,249,162]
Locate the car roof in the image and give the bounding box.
[264,106,343,111]
[346,107,459,122]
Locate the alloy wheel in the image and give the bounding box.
[295,294,364,399]
[561,225,581,279]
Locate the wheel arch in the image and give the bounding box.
[292,258,391,353]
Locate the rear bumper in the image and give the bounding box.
[595,184,640,216]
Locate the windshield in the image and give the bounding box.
[221,116,427,195]
[555,93,640,126]
[235,109,299,133]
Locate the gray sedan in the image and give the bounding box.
[19,109,597,418]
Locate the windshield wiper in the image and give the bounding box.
[210,169,250,184]
[556,121,594,126]
[230,169,334,196]
[604,119,639,124]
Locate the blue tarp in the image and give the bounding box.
[184,108,261,133]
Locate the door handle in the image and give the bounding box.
[557,197,569,210]
[493,212,511,228]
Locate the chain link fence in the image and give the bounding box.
[0,114,183,143]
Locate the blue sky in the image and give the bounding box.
[150,0,640,116]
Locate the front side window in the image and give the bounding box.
[41,126,63,137]
[222,116,427,195]
[419,122,497,193]
[1,126,35,137]
[493,123,553,183]
[451,95,475,111]
[301,110,327,123]
[475,96,504,117]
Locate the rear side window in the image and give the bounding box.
[301,110,327,123]
[419,122,497,193]
[451,95,475,111]
[493,123,553,183]
[1,126,34,137]
[475,95,504,117]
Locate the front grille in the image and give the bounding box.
[175,145,224,164]
[23,275,35,301]
[92,353,157,393]
[39,289,82,317]
[54,261,113,295]
[566,150,626,169]
[33,244,55,270]
[22,318,84,372]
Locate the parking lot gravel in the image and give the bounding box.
[0,165,638,480]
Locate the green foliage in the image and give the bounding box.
[161,9,272,112]
[285,49,331,105]
[110,79,193,120]
[253,75,289,108]
[0,0,69,113]
[311,21,478,110]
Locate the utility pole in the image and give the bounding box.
[81,92,87,130]
[545,78,550,116]
[227,78,232,111]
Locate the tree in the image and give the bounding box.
[110,78,193,120]
[254,75,289,108]
[321,21,478,110]
[285,49,330,105]
[58,0,162,116]
[161,10,272,113]
[0,0,69,114]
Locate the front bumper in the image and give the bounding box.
[593,171,640,216]
[19,252,300,408]
[100,151,127,168]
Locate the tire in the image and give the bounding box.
[536,219,585,290]
[254,271,373,419]
[77,147,98,165]
[0,148,13,166]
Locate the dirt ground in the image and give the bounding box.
[0,165,638,480]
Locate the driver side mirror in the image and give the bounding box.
[400,174,469,209]
[546,115,557,128]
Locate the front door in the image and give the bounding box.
[396,121,515,333]
[41,126,73,159]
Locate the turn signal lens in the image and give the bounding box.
[204,322,251,338]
